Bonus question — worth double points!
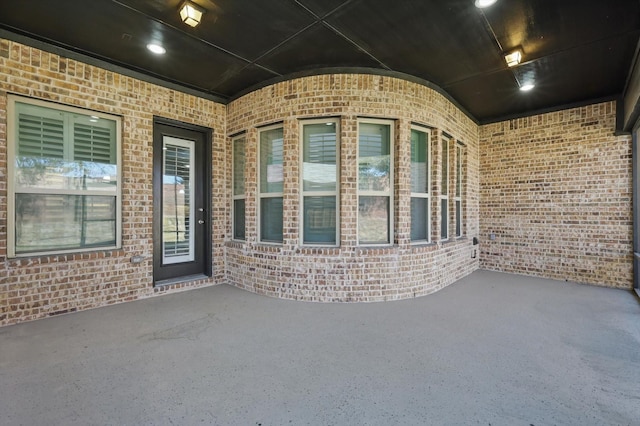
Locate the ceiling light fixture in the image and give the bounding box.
[146,43,166,55]
[179,1,204,27]
[475,0,497,8]
[504,49,522,67]
[520,83,535,91]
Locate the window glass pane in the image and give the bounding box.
[358,196,389,244]
[260,128,284,194]
[456,145,462,197]
[15,194,116,253]
[303,123,337,192]
[359,123,390,192]
[303,196,336,244]
[456,200,462,237]
[15,103,117,192]
[411,129,428,193]
[234,199,246,240]
[411,197,428,241]
[233,137,246,196]
[261,197,283,242]
[441,138,448,193]
[441,198,448,239]
[162,139,194,263]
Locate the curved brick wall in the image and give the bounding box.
[225,74,480,302]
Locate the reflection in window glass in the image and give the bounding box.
[259,126,284,243]
[260,128,284,194]
[358,196,389,244]
[261,197,283,243]
[358,123,390,192]
[410,128,430,242]
[303,196,336,243]
[358,120,393,245]
[441,137,449,240]
[302,121,338,245]
[232,136,246,240]
[15,194,116,253]
[10,98,120,256]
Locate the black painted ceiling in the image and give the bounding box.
[1,0,639,123]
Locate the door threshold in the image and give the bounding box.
[154,274,210,288]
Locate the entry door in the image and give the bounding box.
[153,119,211,284]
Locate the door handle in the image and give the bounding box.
[198,219,205,224]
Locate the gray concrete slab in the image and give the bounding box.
[1,270,639,426]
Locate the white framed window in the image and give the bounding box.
[357,119,393,245]
[258,124,284,243]
[410,125,430,243]
[300,118,339,246]
[232,135,246,240]
[440,136,449,240]
[7,95,121,257]
[455,142,464,238]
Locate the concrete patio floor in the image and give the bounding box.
[1,270,639,426]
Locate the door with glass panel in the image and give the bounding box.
[153,120,211,283]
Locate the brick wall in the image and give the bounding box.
[225,75,481,301]
[5,36,628,326]
[479,102,633,288]
[0,39,227,325]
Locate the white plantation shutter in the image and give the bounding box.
[10,97,120,256]
[17,112,65,159]
[73,122,115,163]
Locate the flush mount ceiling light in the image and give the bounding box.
[146,43,166,55]
[179,1,204,27]
[520,83,535,91]
[504,49,522,67]
[475,0,497,8]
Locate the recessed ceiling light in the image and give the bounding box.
[146,43,166,55]
[475,0,497,8]
[520,83,535,91]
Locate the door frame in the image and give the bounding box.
[152,116,212,285]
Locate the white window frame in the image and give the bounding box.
[410,125,431,244]
[257,124,284,244]
[455,142,464,238]
[231,134,246,241]
[357,118,394,246]
[440,136,449,241]
[7,95,122,258]
[299,118,340,247]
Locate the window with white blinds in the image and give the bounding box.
[258,125,284,243]
[8,96,121,257]
[301,119,339,245]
